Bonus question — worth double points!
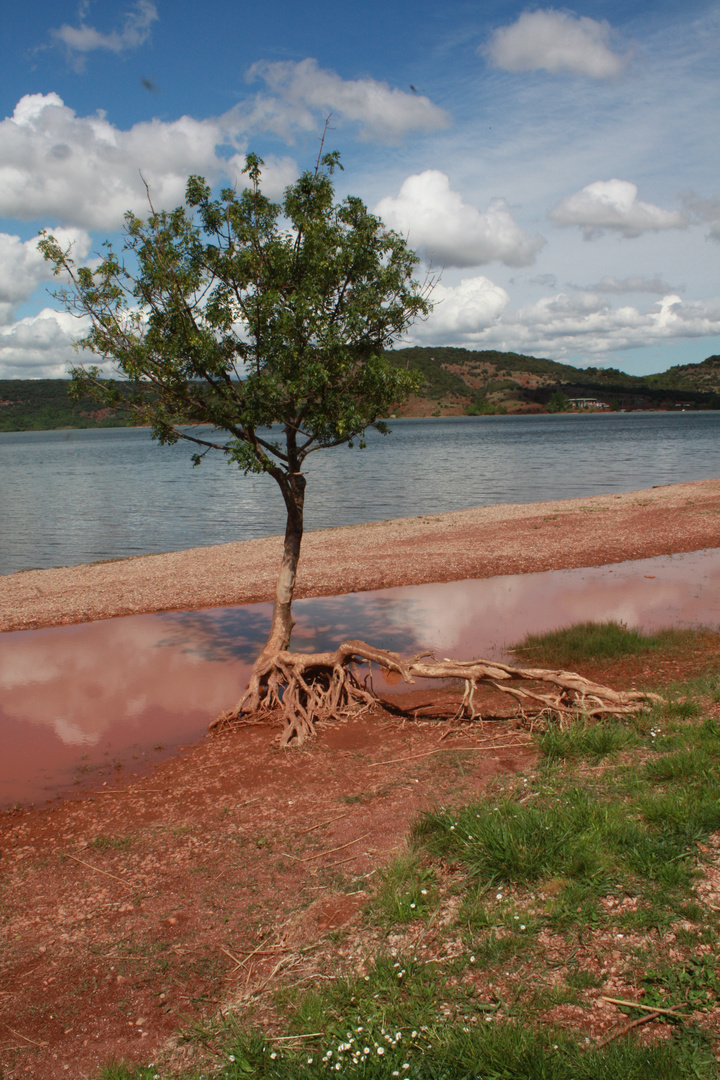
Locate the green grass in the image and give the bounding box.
[364,854,438,927]
[511,620,704,666]
[89,660,720,1080]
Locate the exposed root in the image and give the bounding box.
[209,639,663,746]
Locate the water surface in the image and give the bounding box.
[2,546,718,807]
[2,412,720,574]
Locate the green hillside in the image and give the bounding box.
[386,348,720,415]
[1,350,720,430]
[0,380,134,431]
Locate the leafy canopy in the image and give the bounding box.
[39,152,430,484]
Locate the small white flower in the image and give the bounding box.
[270,1052,277,1059]
[421,889,428,895]
[308,1057,314,1064]
[410,902,416,909]
[520,924,526,931]
[496,893,503,900]
[411,1030,418,1038]
[470,955,475,963]
[377,1047,385,1055]
[364,1047,370,1055]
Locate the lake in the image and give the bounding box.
[1,412,720,575]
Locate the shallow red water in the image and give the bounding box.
[1,547,719,807]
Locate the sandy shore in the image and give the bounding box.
[2,477,720,633]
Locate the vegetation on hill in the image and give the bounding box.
[0,379,134,431]
[386,348,720,416]
[2,351,720,430]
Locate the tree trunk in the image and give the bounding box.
[239,469,306,712]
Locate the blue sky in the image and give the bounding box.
[1,0,719,378]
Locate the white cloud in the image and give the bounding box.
[576,275,681,295]
[52,1,158,68]
[486,9,630,80]
[236,58,450,143]
[0,69,444,230]
[0,93,226,229]
[411,281,720,359]
[681,191,720,242]
[550,180,688,239]
[411,276,510,340]
[0,309,92,379]
[0,228,91,325]
[375,171,544,268]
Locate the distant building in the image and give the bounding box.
[567,398,609,410]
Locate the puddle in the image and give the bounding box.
[1,547,719,807]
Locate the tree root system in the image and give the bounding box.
[209,640,662,746]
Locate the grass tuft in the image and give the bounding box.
[512,620,704,666]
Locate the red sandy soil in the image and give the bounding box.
[1,480,720,1078]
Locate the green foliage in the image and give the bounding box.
[547,389,569,413]
[365,854,437,926]
[512,620,702,667]
[465,397,508,416]
[0,379,134,431]
[539,719,636,764]
[216,1022,719,1079]
[39,153,430,495]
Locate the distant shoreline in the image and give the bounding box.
[2,476,719,634]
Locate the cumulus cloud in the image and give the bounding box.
[575,275,681,295]
[550,180,688,239]
[409,281,720,359]
[0,228,91,325]
[375,171,544,268]
[681,191,720,242]
[52,1,158,68]
[0,93,227,229]
[486,9,630,80]
[0,309,93,379]
[236,58,450,143]
[0,67,444,229]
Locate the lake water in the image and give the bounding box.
[2,546,719,807]
[2,411,720,575]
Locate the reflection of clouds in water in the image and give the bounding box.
[0,614,249,744]
[162,595,428,662]
[53,716,101,746]
[151,549,720,667]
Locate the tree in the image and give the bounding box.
[40,150,433,737]
[547,389,569,413]
[40,151,658,746]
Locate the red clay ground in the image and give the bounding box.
[4,630,720,1080]
[0,686,534,1079]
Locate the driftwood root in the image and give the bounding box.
[209,640,662,746]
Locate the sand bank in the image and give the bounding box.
[2,477,720,633]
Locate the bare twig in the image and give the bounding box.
[297,812,349,836]
[600,996,690,1018]
[3,1024,48,1048]
[55,851,134,890]
[300,833,371,862]
[370,740,530,767]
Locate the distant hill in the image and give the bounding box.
[0,380,134,431]
[1,351,719,430]
[385,348,720,416]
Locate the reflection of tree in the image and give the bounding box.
[156,595,426,664]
